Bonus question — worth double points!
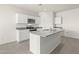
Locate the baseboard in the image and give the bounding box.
[62,36,79,40]
[17,39,29,43]
[49,40,61,54]
[0,40,17,46]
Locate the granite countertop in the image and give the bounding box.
[16,27,26,30]
[31,28,63,37]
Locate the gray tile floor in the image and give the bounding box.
[51,36,79,54]
[0,40,31,54]
[0,36,79,54]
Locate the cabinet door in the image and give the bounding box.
[17,30,29,42]
[16,13,28,23]
[28,15,35,19]
[22,15,28,23]
[35,17,40,24]
[55,16,62,24]
[30,33,40,54]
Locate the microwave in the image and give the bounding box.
[28,18,35,24]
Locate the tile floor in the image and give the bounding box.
[0,36,79,54]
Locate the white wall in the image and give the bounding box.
[0,5,38,45]
[56,8,79,39]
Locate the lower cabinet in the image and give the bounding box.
[16,30,29,42]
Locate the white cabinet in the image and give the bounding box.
[16,29,29,42]
[16,13,28,23]
[35,16,40,25]
[28,15,35,19]
[55,16,62,24]
[55,16,63,28]
[16,13,40,25]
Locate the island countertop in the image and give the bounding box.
[30,28,63,37]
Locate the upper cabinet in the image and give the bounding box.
[55,16,62,24]
[35,16,40,25]
[16,13,28,23]
[16,13,40,25]
[54,16,63,28]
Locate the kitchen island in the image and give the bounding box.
[30,28,63,54]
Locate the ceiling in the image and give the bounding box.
[13,4,79,13]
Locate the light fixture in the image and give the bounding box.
[38,4,43,6]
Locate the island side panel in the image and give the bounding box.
[30,32,40,54]
[40,31,63,54]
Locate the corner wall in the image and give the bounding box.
[56,8,79,39]
[0,5,38,45]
